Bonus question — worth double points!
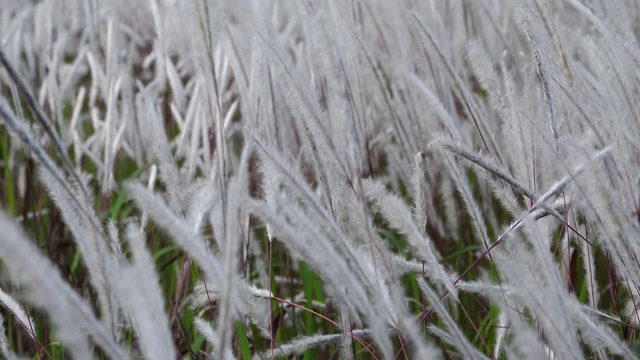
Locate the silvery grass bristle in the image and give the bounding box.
[114,224,175,359]
[0,211,129,359]
[2,0,640,358]
[0,287,35,346]
[0,314,16,360]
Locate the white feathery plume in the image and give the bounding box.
[0,314,17,360]
[114,224,176,360]
[362,178,458,299]
[194,318,236,360]
[0,211,129,359]
[0,288,36,347]
[39,170,121,340]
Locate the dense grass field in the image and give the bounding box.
[1,0,640,358]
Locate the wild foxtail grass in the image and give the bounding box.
[1,0,640,358]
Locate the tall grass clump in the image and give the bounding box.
[1,0,640,358]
